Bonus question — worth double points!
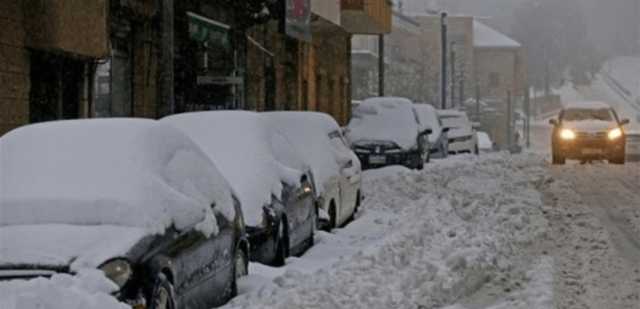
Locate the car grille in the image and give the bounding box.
[576,132,607,139]
[0,269,58,281]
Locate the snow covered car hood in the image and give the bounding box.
[0,224,149,271]
[562,120,618,133]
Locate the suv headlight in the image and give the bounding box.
[100,259,132,288]
[608,128,623,140]
[560,129,576,140]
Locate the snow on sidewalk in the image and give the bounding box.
[225,153,553,309]
[0,270,128,309]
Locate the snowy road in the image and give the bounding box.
[543,163,640,308]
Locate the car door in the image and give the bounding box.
[168,205,234,309]
[329,131,361,222]
[270,133,315,251]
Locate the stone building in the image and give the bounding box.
[0,0,159,136]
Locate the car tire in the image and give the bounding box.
[474,145,480,155]
[273,218,288,267]
[231,248,248,296]
[610,151,626,165]
[148,274,176,309]
[328,202,337,231]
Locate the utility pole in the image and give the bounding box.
[379,34,385,97]
[475,83,481,121]
[441,12,448,109]
[159,0,175,116]
[525,83,531,148]
[450,42,456,109]
[506,90,513,152]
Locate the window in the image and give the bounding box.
[489,72,501,88]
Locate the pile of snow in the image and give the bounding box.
[162,111,305,226]
[0,119,233,236]
[347,97,419,150]
[223,153,552,309]
[263,112,355,195]
[0,270,128,309]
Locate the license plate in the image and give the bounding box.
[582,148,603,155]
[369,155,386,165]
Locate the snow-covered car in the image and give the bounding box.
[0,119,248,309]
[477,131,495,153]
[414,103,450,158]
[264,112,362,231]
[162,111,316,266]
[550,102,630,164]
[438,110,479,155]
[347,97,431,170]
[626,130,640,161]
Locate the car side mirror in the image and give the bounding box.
[442,127,450,133]
[549,119,558,126]
[422,128,433,136]
[620,119,630,125]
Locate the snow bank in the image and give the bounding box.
[223,153,552,309]
[0,270,128,309]
[263,112,353,196]
[347,97,419,150]
[0,119,233,236]
[162,111,305,227]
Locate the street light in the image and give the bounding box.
[441,12,448,110]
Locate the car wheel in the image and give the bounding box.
[231,248,248,296]
[610,151,626,165]
[273,219,288,267]
[474,145,480,155]
[552,147,566,165]
[328,202,337,231]
[148,274,176,309]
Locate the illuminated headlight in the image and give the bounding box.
[303,185,313,194]
[608,128,623,140]
[559,129,576,140]
[100,259,132,289]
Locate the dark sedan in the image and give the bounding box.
[0,119,249,309]
[162,111,316,267]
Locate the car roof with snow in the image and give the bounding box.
[347,97,420,150]
[161,111,307,227]
[0,119,234,236]
[263,112,354,195]
[563,101,612,110]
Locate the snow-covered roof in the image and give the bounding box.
[0,119,233,237]
[473,20,521,49]
[563,101,611,110]
[162,111,305,227]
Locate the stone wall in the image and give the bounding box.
[0,0,29,136]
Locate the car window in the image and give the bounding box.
[562,108,614,122]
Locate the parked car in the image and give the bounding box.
[438,110,479,155]
[162,111,316,266]
[550,102,630,164]
[264,112,362,231]
[414,103,450,159]
[0,119,249,308]
[346,97,431,170]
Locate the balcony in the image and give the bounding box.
[341,0,392,34]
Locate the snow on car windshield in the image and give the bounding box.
[562,108,614,122]
[0,119,233,237]
[347,97,419,150]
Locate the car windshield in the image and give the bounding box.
[562,108,614,122]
